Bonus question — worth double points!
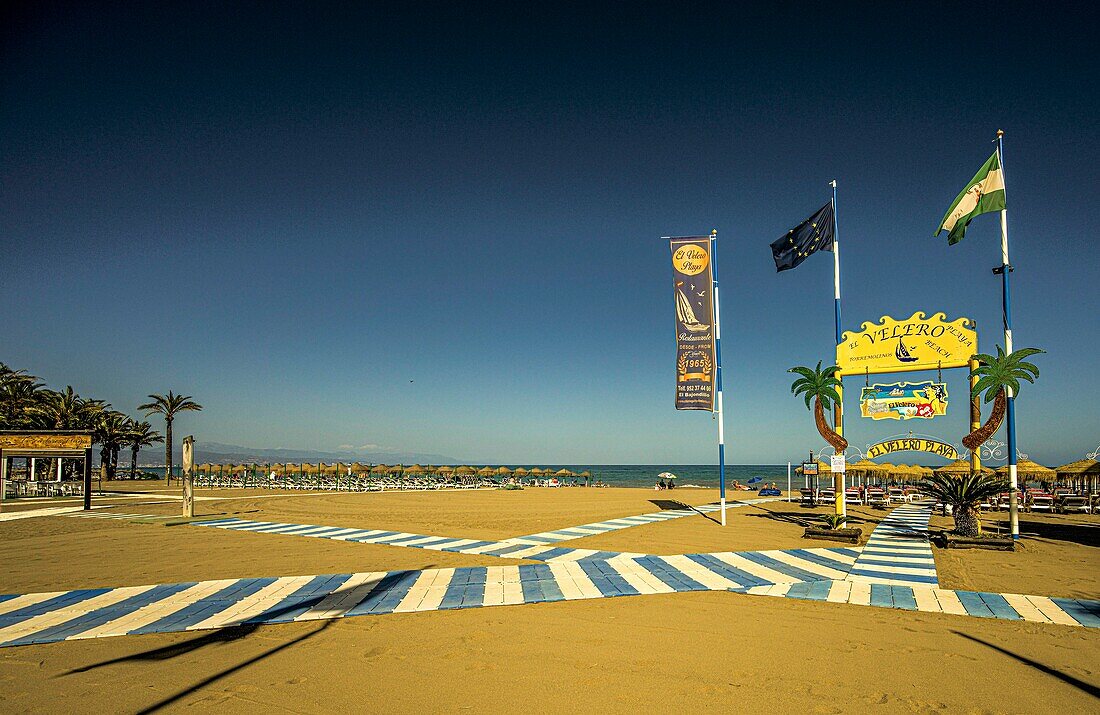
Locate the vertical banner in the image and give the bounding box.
[670,237,717,410]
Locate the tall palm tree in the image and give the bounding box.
[125,421,163,479]
[93,411,130,481]
[918,471,1009,536]
[788,361,848,451]
[139,392,203,484]
[962,347,1043,451]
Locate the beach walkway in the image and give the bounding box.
[1,503,1097,648]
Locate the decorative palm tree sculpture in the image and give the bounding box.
[788,362,848,452]
[140,392,203,485]
[918,471,1009,536]
[962,347,1043,451]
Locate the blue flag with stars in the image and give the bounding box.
[770,201,835,272]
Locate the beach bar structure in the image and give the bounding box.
[0,430,94,511]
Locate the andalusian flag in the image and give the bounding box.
[935,150,1006,245]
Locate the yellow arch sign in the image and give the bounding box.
[866,437,959,461]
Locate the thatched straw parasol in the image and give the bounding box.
[351,462,369,474]
[514,467,529,477]
[1055,458,1100,477]
[386,464,404,475]
[455,465,475,476]
[438,465,456,475]
[1055,458,1100,491]
[301,463,318,474]
[476,466,495,476]
[995,459,1055,481]
[554,468,573,477]
[370,464,389,475]
[529,467,545,476]
[496,466,512,476]
[846,459,885,477]
[933,459,995,477]
[405,464,426,475]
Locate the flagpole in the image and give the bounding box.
[830,180,846,520]
[711,228,727,526]
[994,129,1020,540]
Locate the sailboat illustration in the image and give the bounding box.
[676,288,710,332]
[896,338,918,363]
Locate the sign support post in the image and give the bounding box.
[830,180,846,520]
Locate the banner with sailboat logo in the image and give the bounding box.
[669,237,717,411]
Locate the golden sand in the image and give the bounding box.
[0,486,1096,713]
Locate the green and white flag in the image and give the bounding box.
[935,150,1006,245]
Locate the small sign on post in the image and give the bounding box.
[182,436,195,518]
[830,454,846,473]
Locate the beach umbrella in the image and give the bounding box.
[554,468,572,477]
[529,468,545,476]
[455,465,475,476]
[351,462,368,474]
[579,469,591,486]
[933,459,995,477]
[405,464,426,475]
[371,464,389,475]
[514,467,529,477]
[438,465,456,475]
[1054,459,1100,492]
[476,466,495,476]
[386,464,404,475]
[995,459,1054,480]
[657,472,677,480]
[496,466,512,476]
[284,463,298,474]
[747,477,762,484]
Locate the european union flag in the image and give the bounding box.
[770,201,835,272]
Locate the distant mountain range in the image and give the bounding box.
[127,441,459,466]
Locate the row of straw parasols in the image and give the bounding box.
[793,457,1100,486]
[193,463,593,480]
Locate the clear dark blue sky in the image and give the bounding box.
[3,2,1097,465]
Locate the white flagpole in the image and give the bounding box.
[995,129,1020,540]
[830,180,846,520]
[711,229,727,526]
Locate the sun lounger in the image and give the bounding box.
[799,488,817,507]
[887,487,908,505]
[867,488,889,509]
[1056,495,1091,514]
[1027,494,1055,513]
[844,488,863,505]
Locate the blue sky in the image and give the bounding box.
[2,2,1097,466]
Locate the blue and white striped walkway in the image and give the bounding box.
[847,504,938,586]
[507,497,779,545]
[1,561,1097,648]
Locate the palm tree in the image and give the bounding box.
[918,471,1009,536]
[125,421,163,480]
[788,361,848,451]
[93,411,130,481]
[139,392,203,485]
[962,347,1043,451]
[0,369,44,428]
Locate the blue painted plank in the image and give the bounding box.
[888,586,917,610]
[634,558,706,592]
[846,568,938,584]
[975,592,1022,620]
[955,590,995,618]
[806,580,832,601]
[524,547,575,561]
[869,584,893,608]
[785,582,813,599]
[1051,598,1099,628]
[788,549,855,573]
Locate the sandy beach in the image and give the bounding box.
[0,486,1096,713]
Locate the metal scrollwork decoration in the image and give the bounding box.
[979,439,1007,461]
[1087,444,1100,461]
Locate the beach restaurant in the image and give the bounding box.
[0,430,94,510]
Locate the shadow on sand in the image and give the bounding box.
[953,631,1100,700]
